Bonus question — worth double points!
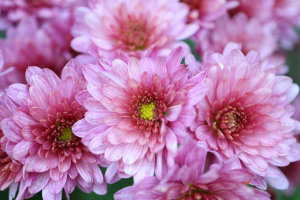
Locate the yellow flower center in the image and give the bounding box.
[140,102,156,120]
[59,127,73,141]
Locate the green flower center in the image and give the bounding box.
[140,102,156,120]
[58,127,73,141]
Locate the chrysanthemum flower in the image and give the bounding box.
[0,16,72,90]
[191,43,300,190]
[0,93,23,199]
[273,0,300,49]
[193,13,289,74]
[72,48,207,182]
[1,61,107,199]
[115,140,271,200]
[0,0,79,28]
[230,0,300,49]
[71,0,198,59]
[194,13,278,59]
[180,0,238,28]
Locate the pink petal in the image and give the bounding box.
[176,24,199,40]
[13,111,37,127]
[67,165,79,179]
[21,126,35,141]
[92,164,104,184]
[102,84,123,99]
[105,163,120,184]
[50,168,64,181]
[273,76,292,95]
[178,106,196,127]
[25,156,49,172]
[166,105,182,121]
[83,97,105,111]
[13,140,31,160]
[105,145,125,162]
[123,159,143,176]
[114,187,133,200]
[123,143,145,165]
[75,91,91,106]
[85,110,108,125]
[266,165,289,190]
[91,38,113,50]
[28,172,50,194]
[49,173,67,194]
[93,183,107,195]
[58,159,71,173]
[128,58,143,82]
[64,179,76,195]
[165,47,183,73]
[88,131,106,154]
[112,59,129,78]
[133,159,155,183]
[1,118,21,142]
[165,129,177,156]
[76,161,93,184]
[5,83,28,106]
[42,184,62,200]
[48,153,59,169]
[71,35,91,52]
[187,81,207,105]
[107,127,127,145]
[72,119,94,138]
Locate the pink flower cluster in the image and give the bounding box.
[115,140,270,200]
[0,0,299,200]
[192,0,300,74]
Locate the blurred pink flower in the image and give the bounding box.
[228,0,274,21]
[273,0,300,49]
[180,0,238,28]
[71,0,198,59]
[230,0,300,49]
[193,12,289,74]
[0,93,23,199]
[115,140,270,200]
[191,43,300,190]
[194,13,278,60]
[1,61,107,199]
[72,48,207,182]
[0,0,80,28]
[0,16,73,90]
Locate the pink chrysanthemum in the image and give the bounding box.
[0,16,73,90]
[273,0,300,49]
[0,92,38,200]
[228,0,274,21]
[0,93,23,198]
[191,43,300,190]
[0,0,79,28]
[230,0,300,49]
[115,140,270,200]
[194,13,278,59]
[71,0,198,59]
[72,48,207,182]
[180,0,238,28]
[1,61,107,199]
[193,12,289,74]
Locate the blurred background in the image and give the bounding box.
[0,36,299,200]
